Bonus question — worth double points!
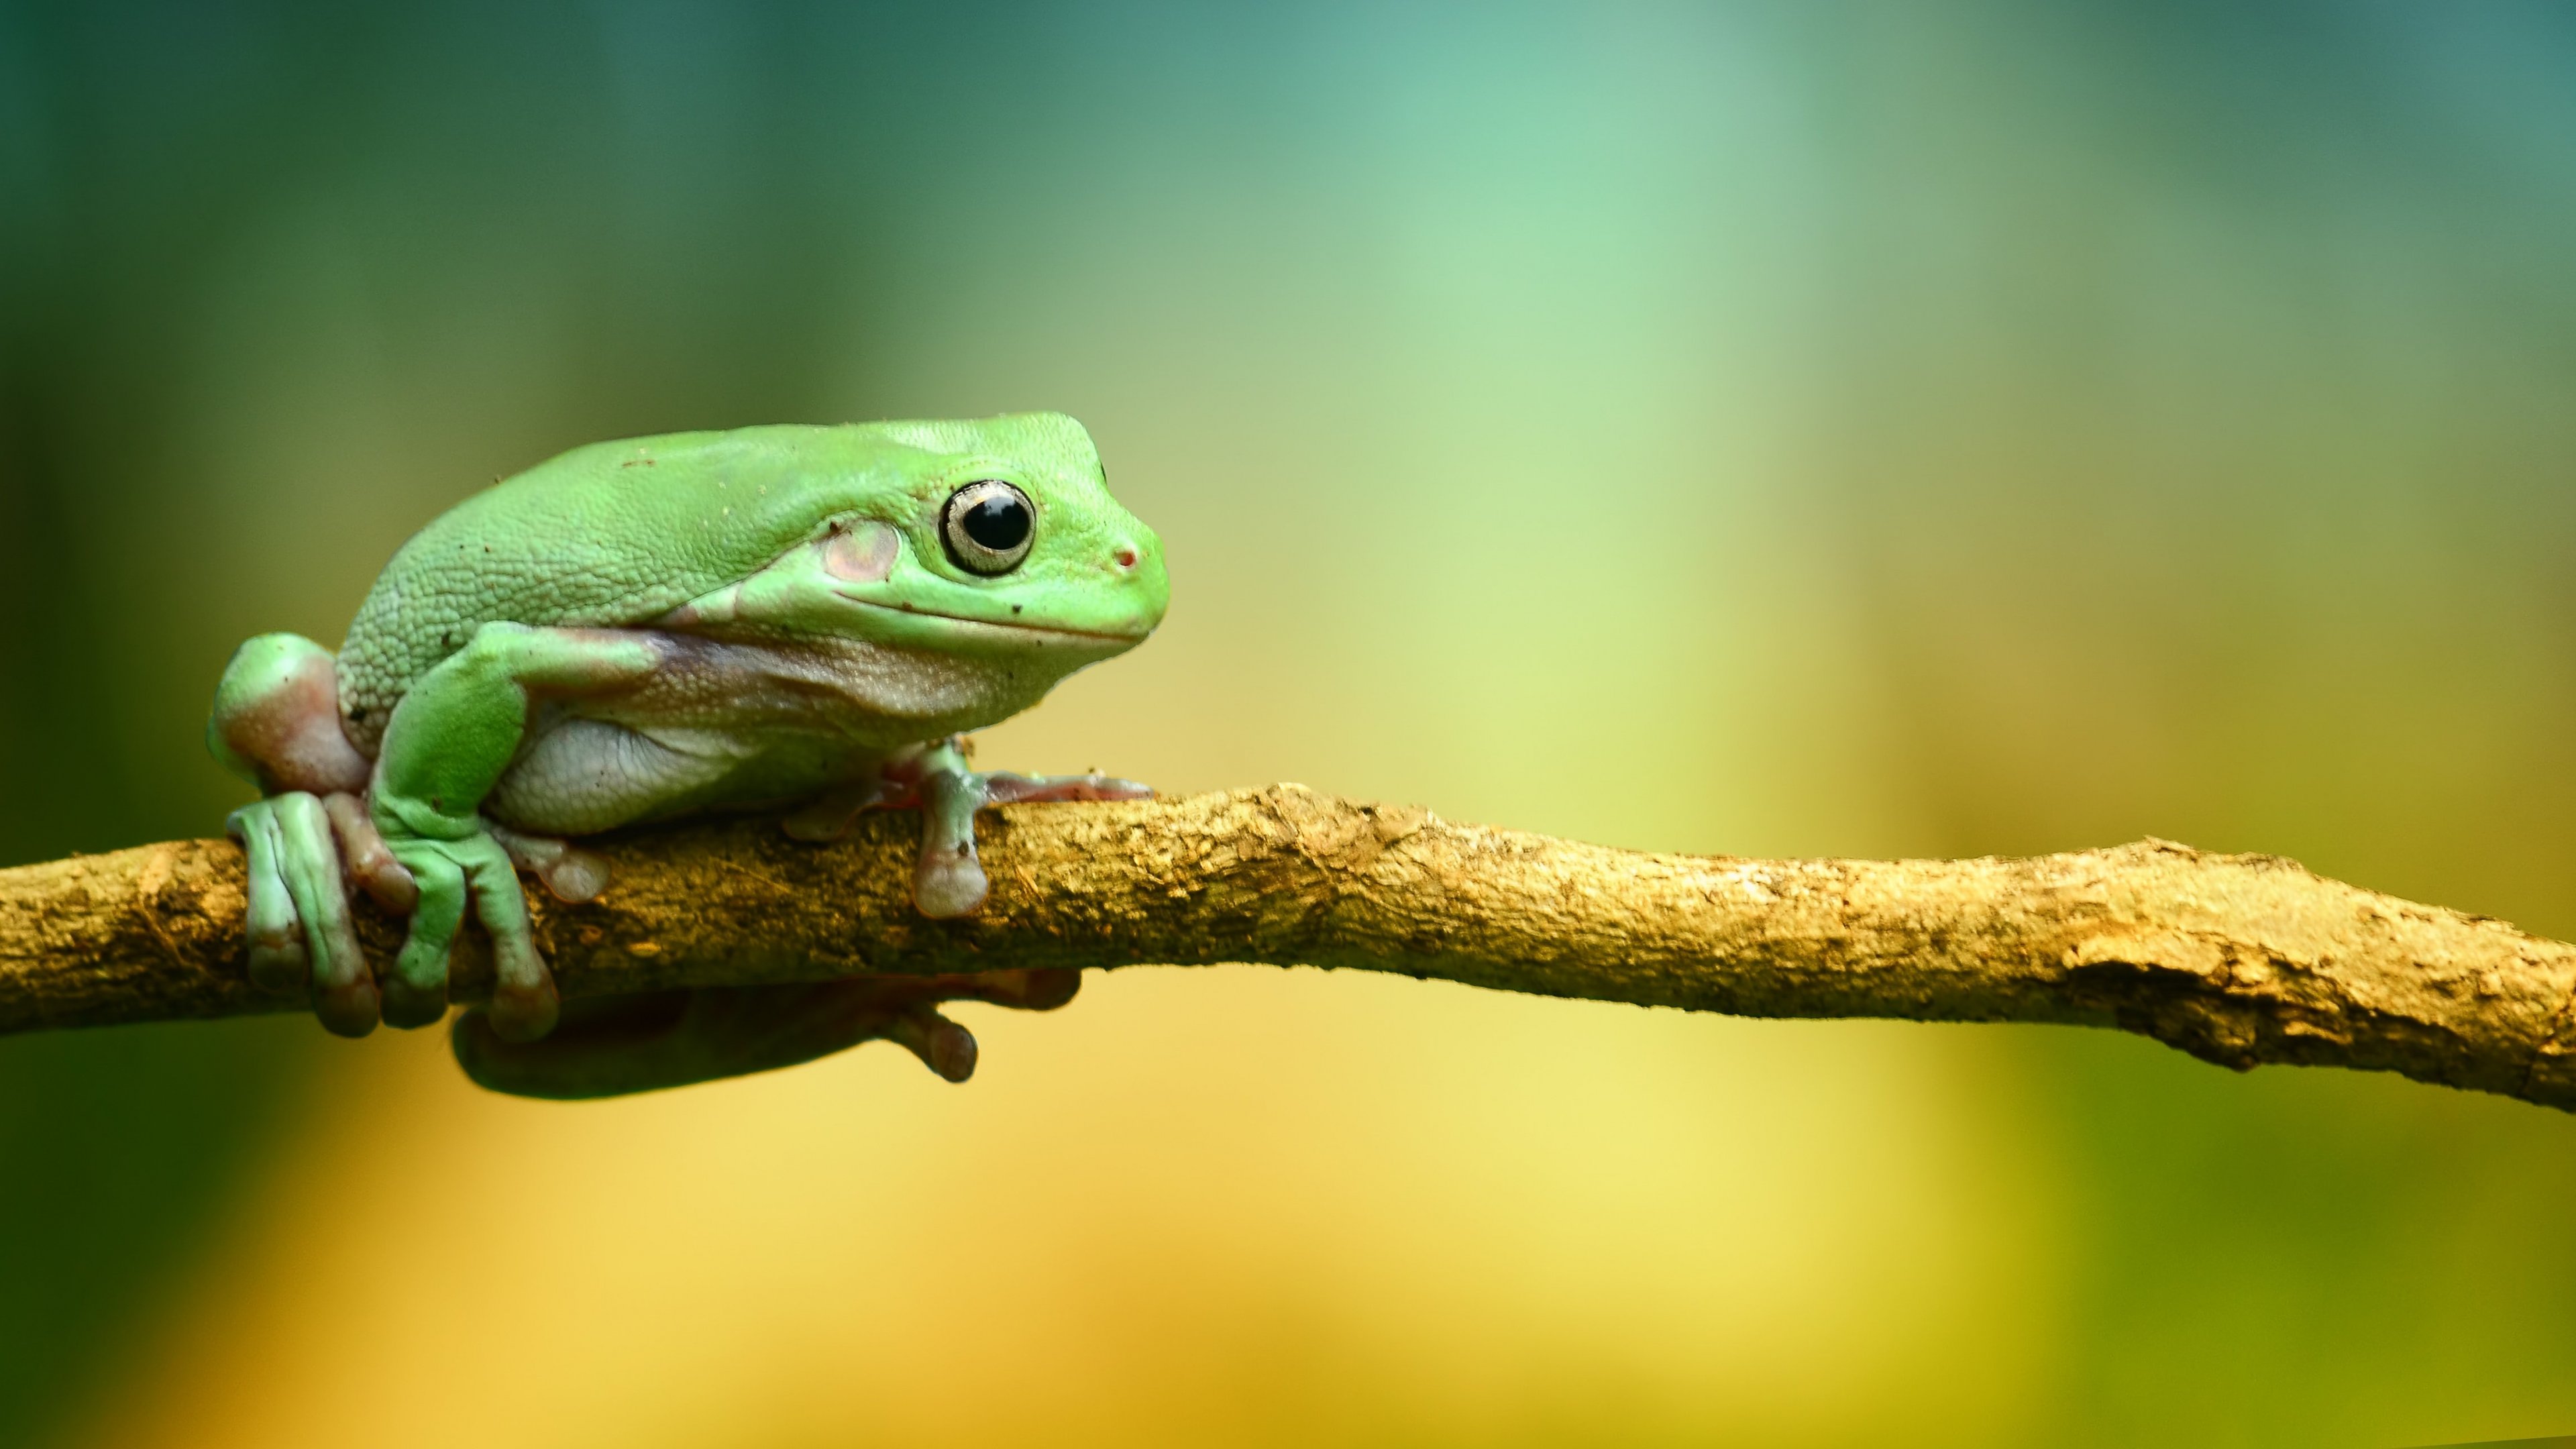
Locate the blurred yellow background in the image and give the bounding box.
[4,3,2575,1446]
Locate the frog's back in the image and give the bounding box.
[335,421,954,753]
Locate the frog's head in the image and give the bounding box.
[661,413,1168,684]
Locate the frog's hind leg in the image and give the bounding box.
[449,968,1085,1099]
[210,634,390,1036]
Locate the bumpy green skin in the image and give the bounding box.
[209,413,1167,1095]
[337,414,1153,751]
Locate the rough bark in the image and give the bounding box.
[5,785,2575,1111]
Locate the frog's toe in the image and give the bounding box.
[483,819,610,904]
[486,981,561,1043]
[423,831,565,1038]
[229,804,309,995]
[541,849,610,905]
[228,794,377,1035]
[381,828,563,1038]
[470,843,562,1041]
[380,843,466,1029]
[379,976,446,1030]
[847,968,1085,1082]
[912,841,990,920]
[271,792,376,1036]
[883,1004,977,1081]
[961,966,1084,1012]
[313,975,381,1037]
[321,792,417,913]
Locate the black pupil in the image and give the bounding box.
[962,493,1029,551]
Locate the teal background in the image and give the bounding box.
[4,3,2576,1445]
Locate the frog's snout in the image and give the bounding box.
[1106,529,1170,636]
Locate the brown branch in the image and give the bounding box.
[7,785,2576,1111]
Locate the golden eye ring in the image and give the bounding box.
[941,480,1034,576]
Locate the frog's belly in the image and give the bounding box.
[480,716,865,836]
[480,629,1048,837]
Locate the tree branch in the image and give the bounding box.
[7,784,2576,1111]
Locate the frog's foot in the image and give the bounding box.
[909,739,1152,920]
[779,743,1150,918]
[212,634,411,1034]
[448,968,1085,1099]
[979,770,1157,806]
[483,820,612,904]
[376,821,559,1043]
[227,794,379,1037]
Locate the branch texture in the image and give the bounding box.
[7,786,2576,1111]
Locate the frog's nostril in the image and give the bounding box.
[1112,545,1139,570]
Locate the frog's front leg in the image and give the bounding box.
[904,739,1152,918]
[370,623,661,1040]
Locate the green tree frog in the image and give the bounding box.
[206,413,1167,1098]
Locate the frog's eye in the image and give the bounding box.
[941,480,1034,576]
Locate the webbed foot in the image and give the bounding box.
[778,738,1150,919]
[374,810,560,1042]
[227,793,378,1036]
[212,633,400,1036]
[449,968,1084,1099]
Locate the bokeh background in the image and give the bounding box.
[5,2,2576,1445]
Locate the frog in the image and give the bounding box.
[205,413,1167,1099]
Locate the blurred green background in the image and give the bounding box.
[5,2,2576,1445]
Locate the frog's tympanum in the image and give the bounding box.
[207,414,1167,1098]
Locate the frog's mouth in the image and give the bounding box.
[834,594,1152,646]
